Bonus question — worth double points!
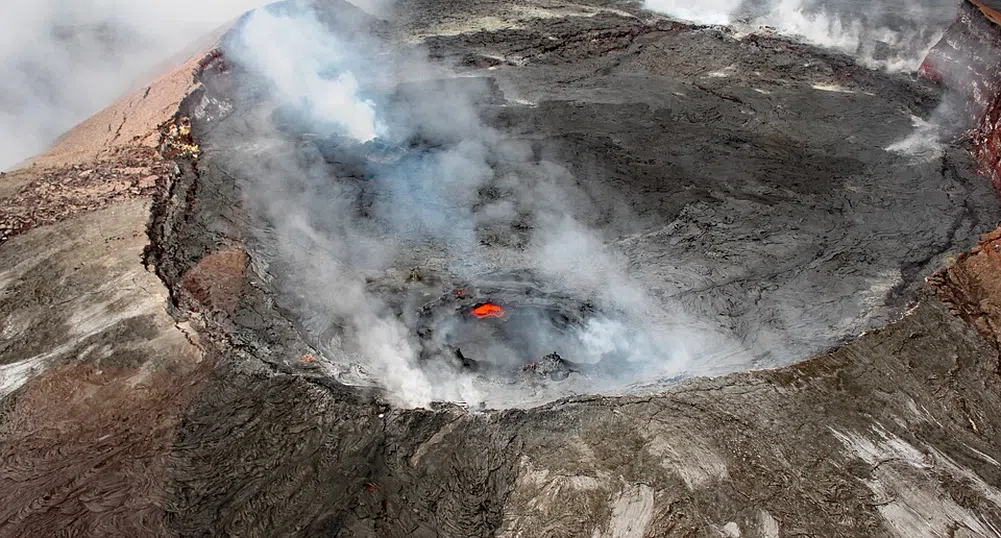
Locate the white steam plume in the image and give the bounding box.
[644,0,956,71]
[644,0,736,25]
[223,3,735,408]
[231,8,381,140]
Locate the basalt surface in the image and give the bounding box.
[149,0,1001,400]
[2,0,1001,537]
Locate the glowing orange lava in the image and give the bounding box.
[471,303,506,319]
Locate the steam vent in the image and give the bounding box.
[5,0,1001,535]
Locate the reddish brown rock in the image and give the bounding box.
[179,248,250,315]
[0,25,226,538]
[929,225,1001,348]
[0,147,176,245]
[921,0,1001,193]
[0,361,210,538]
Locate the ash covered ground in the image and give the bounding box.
[147,0,1001,407]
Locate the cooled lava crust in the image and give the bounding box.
[144,0,1001,406]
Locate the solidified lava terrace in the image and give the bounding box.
[144,0,1001,408]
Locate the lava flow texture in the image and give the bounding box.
[470,303,506,319]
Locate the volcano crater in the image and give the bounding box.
[146,0,1001,409]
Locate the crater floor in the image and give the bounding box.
[157,0,999,406]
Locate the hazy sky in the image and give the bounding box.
[0,0,267,170]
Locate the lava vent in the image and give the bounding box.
[413,279,668,393]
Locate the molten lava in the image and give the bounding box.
[471,303,506,319]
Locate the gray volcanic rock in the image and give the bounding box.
[161,299,1001,537]
[144,0,1001,534]
[3,0,1001,537]
[151,0,999,401]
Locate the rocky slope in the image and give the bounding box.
[2,1,1001,537]
[922,0,1001,194]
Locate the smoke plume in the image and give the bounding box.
[220,2,738,408]
[644,0,957,71]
